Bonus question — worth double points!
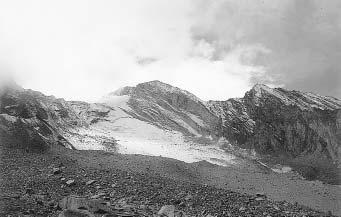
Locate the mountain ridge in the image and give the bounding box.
[1,80,340,183]
[1,80,341,216]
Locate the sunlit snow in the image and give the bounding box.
[66,95,236,166]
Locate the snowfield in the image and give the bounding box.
[66,95,236,166]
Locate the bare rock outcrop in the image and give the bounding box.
[0,83,86,150]
[110,80,219,137]
[208,84,341,182]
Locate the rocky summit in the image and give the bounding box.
[108,80,219,136]
[0,80,340,216]
[208,84,341,183]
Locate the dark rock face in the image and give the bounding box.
[69,101,112,126]
[208,84,341,176]
[0,85,85,128]
[0,114,51,152]
[112,80,219,136]
[244,85,340,160]
[207,98,255,145]
[0,84,86,151]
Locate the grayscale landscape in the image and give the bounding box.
[0,1,340,216]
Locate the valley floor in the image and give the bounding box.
[0,139,340,216]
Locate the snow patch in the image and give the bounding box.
[187,113,206,127]
[271,166,292,174]
[0,114,18,123]
[172,118,201,136]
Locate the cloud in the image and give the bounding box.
[136,57,158,66]
[0,0,339,101]
[190,0,341,97]
[0,0,193,100]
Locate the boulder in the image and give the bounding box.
[256,192,266,198]
[90,193,106,199]
[53,168,62,175]
[58,209,94,217]
[59,195,111,213]
[239,207,246,211]
[59,195,88,210]
[66,180,75,185]
[255,197,265,201]
[158,205,175,217]
[86,180,96,185]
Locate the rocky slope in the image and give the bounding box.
[107,80,219,137]
[1,137,333,216]
[208,84,341,182]
[0,82,87,152]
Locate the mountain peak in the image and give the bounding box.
[136,80,175,91]
[247,83,281,100]
[106,80,203,104]
[142,80,165,85]
[247,83,341,110]
[252,83,269,88]
[250,83,281,95]
[135,80,204,103]
[251,83,272,91]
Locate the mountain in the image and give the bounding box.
[208,84,341,182]
[0,82,86,152]
[1,81,340,183]
[209,84,341,159]
[107,80,219,137]
[2,81,341,216]
[68,80,228,165]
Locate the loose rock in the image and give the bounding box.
[66,180,75,185]
[255,197,265,201]
[256,192,266,198]
[86,180,96,185]
[59,195,88,210]
[158,205,175,217]
[91,193,106,199]
[59,195,111,214]
[25,188,34,195]
[53,167,62,175]
[58,209,95,217]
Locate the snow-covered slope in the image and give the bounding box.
[110,80,219,137]
[68,93,236,166]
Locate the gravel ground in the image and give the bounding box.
[0,143,334,217]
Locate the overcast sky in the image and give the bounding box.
[0,0,340,101]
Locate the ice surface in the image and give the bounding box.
[67,95,236,166]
